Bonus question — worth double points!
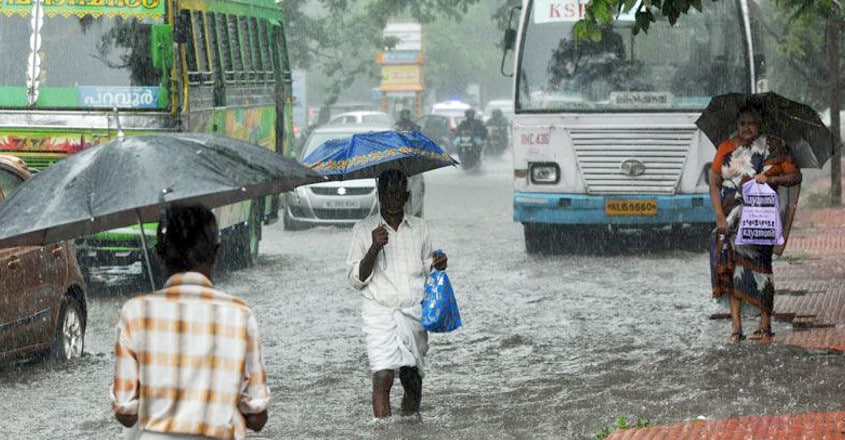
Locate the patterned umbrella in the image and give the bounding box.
[695,92,834,169]
[302,130,458,180]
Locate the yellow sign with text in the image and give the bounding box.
[380,65,423,92]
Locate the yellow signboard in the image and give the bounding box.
[380,65,423,92]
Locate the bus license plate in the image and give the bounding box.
[325,200,360,209]
[605,199,657,216]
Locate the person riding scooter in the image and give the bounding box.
[485,109,509,156]
[454,109,488,170]
[456,109,488,143]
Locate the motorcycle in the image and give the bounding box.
[485,124,508,157]
[455,129,483,171]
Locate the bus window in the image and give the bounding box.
[41,16,160,89]
[259,21,276,84]
[239,17,256,84]
[0,17,28,88]
[183,11,200,85]
[206,12,226,106]
[211,14,234,84]
[187,11,212,85]
[225,15,245,84]
[249,18,266,84]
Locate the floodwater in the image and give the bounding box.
[1,158,844,439]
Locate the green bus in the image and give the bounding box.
[0,0,295,281]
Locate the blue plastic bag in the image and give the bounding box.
[420,269,462,333]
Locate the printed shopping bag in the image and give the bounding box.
[421,269,462,332]
[735,180,784,246]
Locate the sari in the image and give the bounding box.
[709,135,798,314]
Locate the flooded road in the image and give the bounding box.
[2,158,844,439]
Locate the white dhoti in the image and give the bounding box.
[362,305,429,377]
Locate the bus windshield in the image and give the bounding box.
[0,13,163,108]
[517,0,749,112]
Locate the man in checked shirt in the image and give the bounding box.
[111,204,270,440]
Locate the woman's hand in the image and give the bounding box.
[754,174,769,184]
[716,217,729,234]
[432,251,448,271]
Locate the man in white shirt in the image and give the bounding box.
[346,169,448,419]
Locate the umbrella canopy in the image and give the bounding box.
[301,130,458,180]
[695,92,834,169]
[0,133,325,248]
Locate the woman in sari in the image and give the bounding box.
[709,106,802,343]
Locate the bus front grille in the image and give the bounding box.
[570,128,695,195]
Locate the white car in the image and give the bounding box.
[283,125,425,229]
[326,111,395,127]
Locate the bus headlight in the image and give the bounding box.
[529,162,560,184]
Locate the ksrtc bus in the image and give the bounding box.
[501,0,765,253]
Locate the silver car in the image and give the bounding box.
[283,125,425,229]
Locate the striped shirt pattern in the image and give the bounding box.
[111,272,269,440]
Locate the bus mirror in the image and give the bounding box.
[151,24,174,70]
[503,28,516,51]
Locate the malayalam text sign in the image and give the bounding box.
[380,65,423,92]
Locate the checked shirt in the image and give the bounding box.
[111,272,269,440]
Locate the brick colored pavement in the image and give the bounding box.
[606,411,845,440]
[608,177,845,440]
[773,194,845,352]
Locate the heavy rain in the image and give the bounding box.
[1,0,845,439]
[1,161,844,439]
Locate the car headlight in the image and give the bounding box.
[529,162,560,184]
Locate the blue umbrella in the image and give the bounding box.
[302,130,458,180]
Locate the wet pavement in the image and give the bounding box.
[1,158,844,440]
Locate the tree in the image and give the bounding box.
[284,0,482,105]
[576,0,843,206]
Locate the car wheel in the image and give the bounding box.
[51,298,84,361]
[233,204,261,269]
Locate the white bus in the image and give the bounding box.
[501,0,765,253]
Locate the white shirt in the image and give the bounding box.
[347,214,434,311]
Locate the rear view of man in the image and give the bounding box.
[111,204,270,439]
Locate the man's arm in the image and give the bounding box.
[111,308,140,428]
[240,313,271,431]
[358,245,380,282]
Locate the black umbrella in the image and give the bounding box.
[0,133,325,287]
[695,92,834,168]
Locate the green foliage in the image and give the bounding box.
[284,0,482,105]
[574,0,844,41]
[594,417,652,439]
[424,2,512,101]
